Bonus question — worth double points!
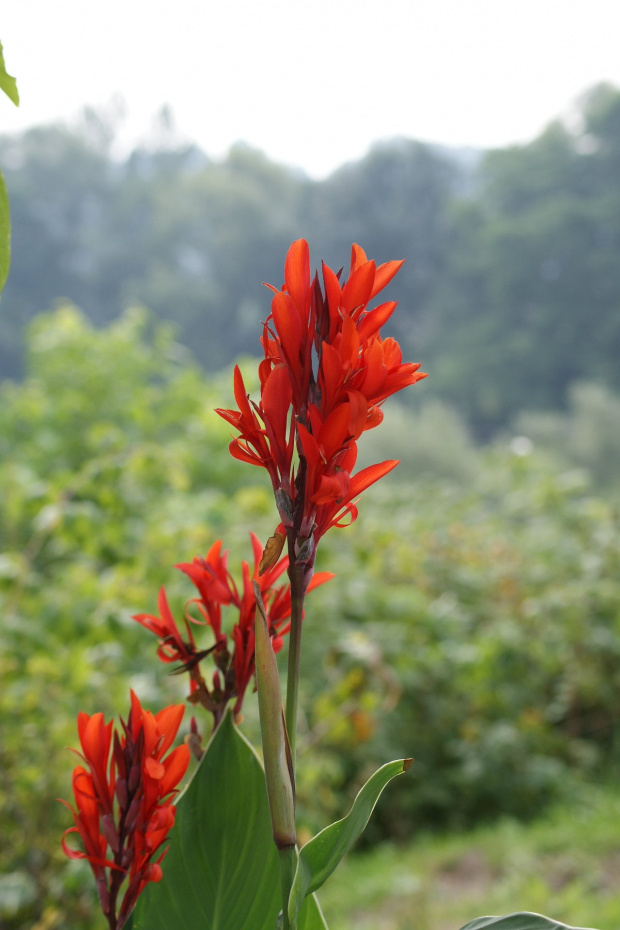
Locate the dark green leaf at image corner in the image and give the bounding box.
[0,40,17,294]
[127,711,328,930]
[0,40,19,106]
[458,913,599,930]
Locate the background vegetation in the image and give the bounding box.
[1,83,620,432]
[1,312,619,928]
[1,82,620,929]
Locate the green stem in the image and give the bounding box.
[278,846,297,930]
[284,548,305,775]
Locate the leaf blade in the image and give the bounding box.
[127,712,327,930]
[288,758,412,924]
[457,913,599,930]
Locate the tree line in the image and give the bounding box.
[1,83,619,434]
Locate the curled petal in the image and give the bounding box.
[160,745,191,795]
[349,460,399,497]
[358,301,397,343]
[153,704,186,758]
[370,259,404,298]
[349,243,368,274]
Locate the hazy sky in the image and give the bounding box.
[3,0,620,177]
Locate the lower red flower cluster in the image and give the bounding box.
[61,692,190,930]
[133,534,332,726]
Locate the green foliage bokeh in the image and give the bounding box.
[1,310,620,928]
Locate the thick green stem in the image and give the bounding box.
[284,550,306,775]
[254,580,297,926]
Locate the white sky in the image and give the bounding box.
[3,0,620,177]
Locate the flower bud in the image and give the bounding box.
[253,581,296,850]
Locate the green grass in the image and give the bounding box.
[317,783,620,930]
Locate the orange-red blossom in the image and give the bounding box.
[133,535,332,725]
[217,240,427,584]
[60,692,190,930]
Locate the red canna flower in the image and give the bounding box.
[216,240,427,587]
[61,692,190,930]
[133,534,333,727]
[134,587,201,667]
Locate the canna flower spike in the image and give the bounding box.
[60,692,190,930]
[217,240,427,588]
[133,534,333,727]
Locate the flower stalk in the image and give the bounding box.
[254,580,297,927]
[284,543,306,774]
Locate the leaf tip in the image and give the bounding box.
[402,758,414,772]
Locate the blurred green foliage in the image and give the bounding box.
[319,783,620,930]
[1,310,619,927]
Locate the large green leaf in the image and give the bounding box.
[458,913,598,930]
[0,170,9,293]
[128,711,327,930]
[0,41,19,106]
[288,758,412,925]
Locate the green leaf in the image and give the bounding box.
[0,169,10,293]
[288,758,412,925]
[457,913,598,930]
[128,711,327,930]
[0,41,19,106]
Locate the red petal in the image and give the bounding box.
[319,404,352,460]
[364,406,384,430]
[312,471,350,505]
[160,744,191,794]
[346,390,368,440]
[359,340,387,399]
[296,421,322,466]
[232,365,252,420]
[284,239,310,313]
[272,291,304,372]
[339,314,360,370]
[341,261,376,316]
[349,460,399,497]
[145,756,166,780]
[228,439,266,467]
[358,301,397,343]
[370,259,404,299]
[261,365,292,445]
[322,261,342,314]
[349,243,368,274]
[153,704,185,756]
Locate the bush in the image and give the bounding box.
[301,450,620,838]
[3,309,620,925]
[516,380,620,489]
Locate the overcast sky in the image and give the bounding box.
[3,0,620,177]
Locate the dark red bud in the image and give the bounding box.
[128,761,142,794]
[124,795,142,832]
[101,813,120,853]
[115,776,128,810]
